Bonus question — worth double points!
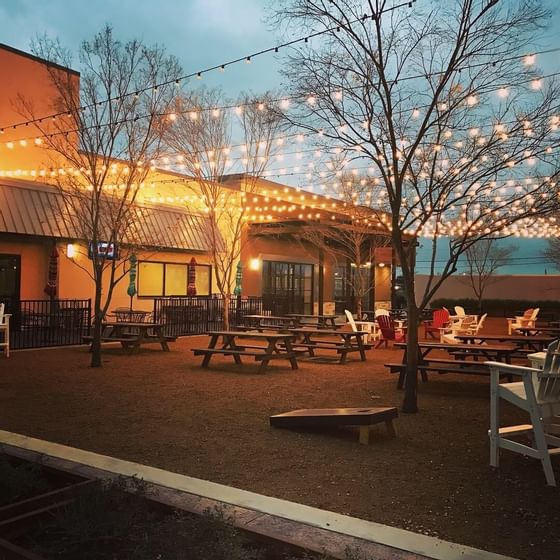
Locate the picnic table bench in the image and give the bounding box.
[289,328,371,363]
[387,341,517,388]
[455,333,555,353]
[270,407,398,445]
[238,315,299,332]
[192,331,298,373]
[83,322,173,352]
[286,313,340,329]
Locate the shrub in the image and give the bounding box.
[0,454,49,506]
[430,298,560,318]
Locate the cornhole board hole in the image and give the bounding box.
[270,407,398,445]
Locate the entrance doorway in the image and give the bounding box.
[262,260,314,315]
[0,254,21,312]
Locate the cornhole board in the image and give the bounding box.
[269,407,398,445]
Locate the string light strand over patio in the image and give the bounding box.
[0,0,419,134]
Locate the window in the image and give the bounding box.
[262,260,314,314]
[138,261,211,297]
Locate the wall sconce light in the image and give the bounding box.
[66,243,76,258]
[249,258,261,271]
[378,262,386,268]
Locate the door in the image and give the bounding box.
[0,254,21,314]
[262,260,314,315]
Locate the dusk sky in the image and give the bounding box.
[1,0,559,274]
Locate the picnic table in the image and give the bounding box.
[388,341,517,388]
[455,333,554,353]
[192,331,298,373]
[286,313,340,329]
[84,322,172,352]
[239,315,299,331]
[289,328,370,363]
[515,326,560,337]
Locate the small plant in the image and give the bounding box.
[0,454,49,506]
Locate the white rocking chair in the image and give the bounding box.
[486,339,560,486]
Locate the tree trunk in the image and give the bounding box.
[223,292,231,331]
[356,297,363,319]
[402,300,419,413]
[90,268,103,368]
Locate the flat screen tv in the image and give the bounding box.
[88,241,119,260]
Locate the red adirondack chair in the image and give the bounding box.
[375,315,407,348]
[424,308,450,339]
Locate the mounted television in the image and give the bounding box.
[88,241,119,260]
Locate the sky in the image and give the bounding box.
[1,0,559,274]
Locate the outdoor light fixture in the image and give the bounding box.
[378,262,386,268]
[66,243,76,258]
[249,258,261,271]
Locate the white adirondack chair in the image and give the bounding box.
[374,308,390,319]
[486,339,560,486]
[440,315,478,344]
[344,310,378,344]
[0,303,10,358]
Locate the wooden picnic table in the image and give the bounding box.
[289,328,370,364]
[455,333,554,353]
[286,313,340,329]
[389,341,517,389]
[515,326,560,337]
[84,322,172,352]
[192,331,298,373]
[240,315,299,331]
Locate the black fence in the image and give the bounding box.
[1,298,91,350]
[153,295,268,337]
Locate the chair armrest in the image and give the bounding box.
[484,362,540,376]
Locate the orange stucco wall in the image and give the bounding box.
[0,45,78,171]
[0,234,51,299]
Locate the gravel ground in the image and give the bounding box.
[0,317,558,560]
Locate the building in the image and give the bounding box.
[0,43,396,345]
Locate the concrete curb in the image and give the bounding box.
[0,430,516,560]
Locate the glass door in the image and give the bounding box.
[263,260,314,314]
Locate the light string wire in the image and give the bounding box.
[0,0,417,133]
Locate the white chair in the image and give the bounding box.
[486,339,560,486]
[0,303,10,358]
[507,308,539,335]
[374,308,390,319]
[454,305,466,317]
[344,310,378,344]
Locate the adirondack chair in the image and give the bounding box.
[374,308,390,319]
[507,307,539,335]
[424,308,450,339]
[344,310,378,344]
[0,303,10,358]
[375,315,406,348]
[454,305,466,317]
[441,313,487,344]
[486,339,560,486]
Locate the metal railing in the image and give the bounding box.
[153,295,267,337]
[1,298,91,349]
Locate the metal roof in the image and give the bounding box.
[0,179,214,252]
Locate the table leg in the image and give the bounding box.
[223,335,243,365]
[385,420,397,438]
[155,326,170,351]
[356,334,367,361]
[359,426,372,445]
[283,338,299,370]
[202,334,219,368]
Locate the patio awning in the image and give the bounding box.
[0,178,214,252]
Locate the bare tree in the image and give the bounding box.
[19,26,181,366]
[164,90,283,329]
[272,0,560,412]
[543,238,560,270]
[286,174,391,317]
[459,239,516,314]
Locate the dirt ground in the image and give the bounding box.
[0,317,558,560]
